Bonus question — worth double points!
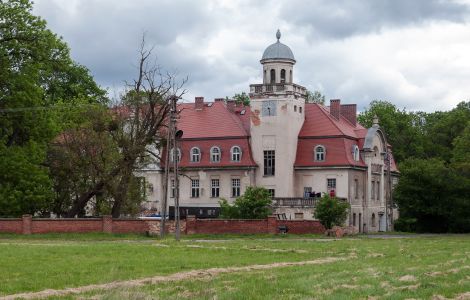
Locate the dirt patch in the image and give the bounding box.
[432,292,470,300]
[399,275,417,282]
[1,256,350,300]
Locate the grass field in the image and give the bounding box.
[0,233,469,299]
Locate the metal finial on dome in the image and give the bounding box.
[276,29,281,41]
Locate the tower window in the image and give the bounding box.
[299,106,302,114]
[290,70,292,83]
[270,69,275,84]
[294,105,297,112]
[264,150,275,176]
[280,69,286,83]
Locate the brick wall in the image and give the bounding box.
[0,215,324,235]
[185,216,325,235]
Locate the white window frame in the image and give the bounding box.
[231,178,241,198]
[327,178,336,190]
[315,145,326,161]
[190,147,200,163]
[210,146,221,163]
[353,145,360,161]
[170,179,175,198]
[170,148,181,163]
[191,178,200,198]
[211,179,220,198]
[231,146,242,162]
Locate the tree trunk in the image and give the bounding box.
[111,168,132,218]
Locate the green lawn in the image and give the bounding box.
[0,233,469,299]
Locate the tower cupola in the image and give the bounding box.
[260,30,296,84]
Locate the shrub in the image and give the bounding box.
[219,186,272,219]
[314,194,350,229]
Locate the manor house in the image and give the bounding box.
[139,30,399,233]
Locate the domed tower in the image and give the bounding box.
[249,30,306,198]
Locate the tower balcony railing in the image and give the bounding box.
[250,83,306,97]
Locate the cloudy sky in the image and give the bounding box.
[34,0,470,112]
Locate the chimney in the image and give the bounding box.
[340,104,357,126]
[226,100,236,112]
[330,99,340,120]
[195,97,204,110]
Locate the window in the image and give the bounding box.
[210,146,221,162]
[299,107,302,113]
[191,179,200,198]
[315,146,325,161]
[268,189,275,198]
[371,213,376,227]
[371,181,375,199]
[289,70,292,83]
[376,181,380,200]
[190,147,200,162]
[353,213,356,226]
[294,105,297,112]
[294,213,304,220]
[263,150,275,176]
[270,69,275,83]
[354,179,359,199]
[231,146,241,162]
[353,145,360,161]
[170,179,175,198]
[280,69,286,83]
[231,178,241,197]
[169,148,181,163]
[211,179,220,198]
[327,178,336,190]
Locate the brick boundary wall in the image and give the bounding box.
[185,216,325,235]
[0,215,324,235]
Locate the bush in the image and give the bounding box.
[394,217,417,232]
[314,194,350,229]
[219,186,272,219]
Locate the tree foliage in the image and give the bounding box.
[305,90,325,105]
[314,194,350,229]
[0,0,106,217]
[230,92,250,106]
[219,186,272,219]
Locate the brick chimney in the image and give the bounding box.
[195,97,204,110]
[340,104,357,126]
[330,99,340,120]
[226,100,236,112]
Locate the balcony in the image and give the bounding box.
[250,83,306,98]
[272,197,318,208]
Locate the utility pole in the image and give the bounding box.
[160,95,178,239]
[173,96,181,241]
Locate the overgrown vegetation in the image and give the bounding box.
[314,194,350,229]
[358,100,470,232]
[219,186,272,219]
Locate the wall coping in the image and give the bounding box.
[0,218,22,221]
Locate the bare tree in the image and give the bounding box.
[64,36,186,217]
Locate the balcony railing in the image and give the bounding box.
[249,83,306,97]
[272,197,318,207]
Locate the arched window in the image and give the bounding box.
[231,146,242,162]
[371,213,376,227]
[299,107,302,113]
[210,146,221,162]
[289,70,292,83]
[190,147,200,162]
[314,145,325,161]
[263,70,267,82]
[294,105,297,112]
[353,145,360,161]
[270,69,276,84]
[170,148,181,163]
[280,69,286,83]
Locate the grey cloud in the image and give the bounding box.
[280,0,470,39]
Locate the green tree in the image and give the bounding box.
[358,100,425,162]
[219,186,272,219]
[0,0,106,217]
[305,90,325,104]
[314,194,350,229]
[231,92,250,106]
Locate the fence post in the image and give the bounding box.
[102,215,113,233]
[22,214,32,235]
[267,215,277,234]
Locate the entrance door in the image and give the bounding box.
[379,214,386,232]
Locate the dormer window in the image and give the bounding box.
[190,147,200,162]
[314,145,325,161]
[170,148,181,163]
[210,146,221,163]
[353,145,360,161]
[231,146,242,162]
